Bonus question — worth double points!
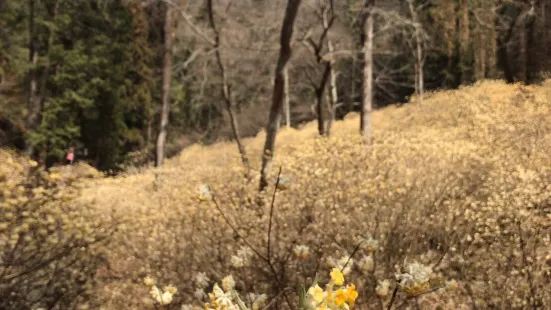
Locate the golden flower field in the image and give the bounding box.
[2,80,551,309]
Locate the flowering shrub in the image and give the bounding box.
[302,268,358,310]
[0,149,119,309]
[87,81,551,309]
[3,80,549,309]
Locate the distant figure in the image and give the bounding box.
[66,147,75,165]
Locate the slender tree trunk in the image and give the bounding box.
[155,3,174,167]
[488,2,497,78]
[26,0,59,158]
[283,67,291,128]
[415,32,423,103]
[479,33,487,80]
[414,63,419,94]
[458,0,471,83]
[316,64,331,136]
[259,0,302,191]
[408,0,424,104]
[206,0,250,177]
[525,0,539,83]
[519,24,527,83]
[351,58,356,107]
[325,91,334,136]
[26,0,37,156]
[326,34,338,136]
[360,0,374,144]
[146,118,152,147]
[496,0,516,83]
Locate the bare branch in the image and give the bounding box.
[266,167,283,260]
[162,0,216,46]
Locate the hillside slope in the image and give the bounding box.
[81,80,551,309]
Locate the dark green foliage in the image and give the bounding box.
[19,0,155,170]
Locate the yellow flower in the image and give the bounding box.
[144,276,155,286]
[164,285,178,295]
[316,302,328,310]
[445,279,458,291]
[150,285,162,300]
[376,280,391,298]
[330,268,344,286]
[402,282,430,296]
[160,291,173,305]
[308,284,324,303]
[335,289,347,306]
[346,285,358,308]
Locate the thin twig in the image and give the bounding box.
[261,287,294,310]
[341,240,364,272]
[267,167,283,260]
[407,285,445,299]
[211,187,293,309]
[517,221,539,310]
[211,195,268,262]
[386,286,399,310]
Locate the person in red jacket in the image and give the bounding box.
[66,147,75,165]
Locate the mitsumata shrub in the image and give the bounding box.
[2,80,551,309]
[0,150,120,309]
[83,80,551,310]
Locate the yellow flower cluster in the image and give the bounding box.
[144,276,178,305]
[198,275,267,310]
[395,261,433,296]
[305,269,358,310]
[0,149,117,309]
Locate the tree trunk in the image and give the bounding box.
[26,0,37,156]
[360,0,374,144]
[458,0,471,83]
[525,0,539,83]
[26,0,59,158]
[351,58,356,107]
[146,118,152,148]
[207,0,250,177]
[283,67,291,128]
[326,35,338,136]
[496,1,516,83]
[408,0,424,104]
[488,2,497,78]
[316,64,331,136]
[518,24,527,83]
[155,3,174,167]
[325,91,334,136]
[259,0,302,191]
[478,36,487,80]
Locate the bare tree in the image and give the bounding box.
[163,0,255,174]
[407,0,424,104]
[260,0,302,191]
[155,3,174,167]
[360,0,375,144]
[303,0,335,136]
[495,0,537,84]
[206,0,250,177]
